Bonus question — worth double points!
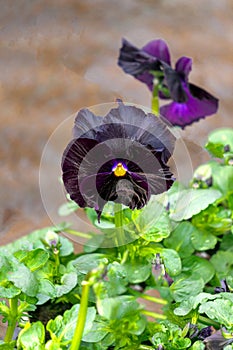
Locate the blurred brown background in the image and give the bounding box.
[1,0,233,245]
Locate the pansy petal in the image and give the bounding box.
[62,138,99,207]
[118,38,161,90]
[160,82,219,128]
[162,62,187,102]
[142,39,171,65]
[73,108,103,139]
[175,56,192,80]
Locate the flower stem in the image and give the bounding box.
[65,229,92,239]
[139,345,155,350]
[4,297,18,342]
[152,83,159,115]
[141,309,167,320]
[114,203,125,247]
[70,280,91,350]
[198,315,220,329]
[128,288,167,305]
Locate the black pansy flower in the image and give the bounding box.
[118,38,219,128]
[62,102,175,220]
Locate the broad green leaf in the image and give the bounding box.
[122,261,151,283]
[97,295,139,320]
[133,198,170,239]
[199,299,233,329]
[37,279,57,304]
[170,274,204,302]
[164,222,195,258]
[70,254,108,274]
[212,165,233,195]
[59,236,74,257]
[170,188,222,221]
[8,262,38,297]
[17,321,45,350]
[14,248,49,271]
[54,272,78,297]
[189,341,205,350]
[191,228,217,251]
[0,341,16,349]
[210,251,233,280]
[82,321,109,343]
[104,262,127,296]
[58,201,79,216]
[182,256,215,284]
[206,128,233,152]
[46,304,96,343]
[161,249,182,277]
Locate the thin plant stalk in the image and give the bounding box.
[70,280,91,350]
[142,309,167,320]
[114,203,125,247]
[151,82,159,115]
[4,297,18,343]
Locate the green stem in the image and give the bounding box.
[128,288,167,305]
[4,297,18,343]
[65,229,92,239]
[141,309,167,320]
[198,315,220,329]
[114,203,125,247]
[139,345,155,350]
[70,280,91,350]
[151,83,159,115]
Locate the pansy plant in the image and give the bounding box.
[118,38,219,127]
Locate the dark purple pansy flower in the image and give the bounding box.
[118,38,219,128]
[61,102,175,220]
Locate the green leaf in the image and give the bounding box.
[104,262,128,296]
[0,341,16,350]
[189,340,205,350]
[54,272,78,297]
[14,248,49,271]
[134,198,171,242]
[161,249,182,277]
[170,188,222,221]
[58,201,79,216]
[182,256,215,284]
[46,304,96,344]
[97,295,140,320]
[170,274,204,302]
[210,251,233,280]
[69,254,108,274]
[122,261,151,283]
[206,128,233,154]
[59,236,74,257]
[212,165,233,195]
[190,228,217,251]
[17,321,45,349]
[199,299,233,329]
[82,321,109,343]
[164,222,195,258]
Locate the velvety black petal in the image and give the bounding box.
[161,62,188,103]
[160,82,219,128]
[118,38,161,90]
[73,108,103,139]
[62,138,99,207]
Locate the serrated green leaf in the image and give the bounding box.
[15,248,49,271]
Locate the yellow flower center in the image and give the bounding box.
[113,163,127,177]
